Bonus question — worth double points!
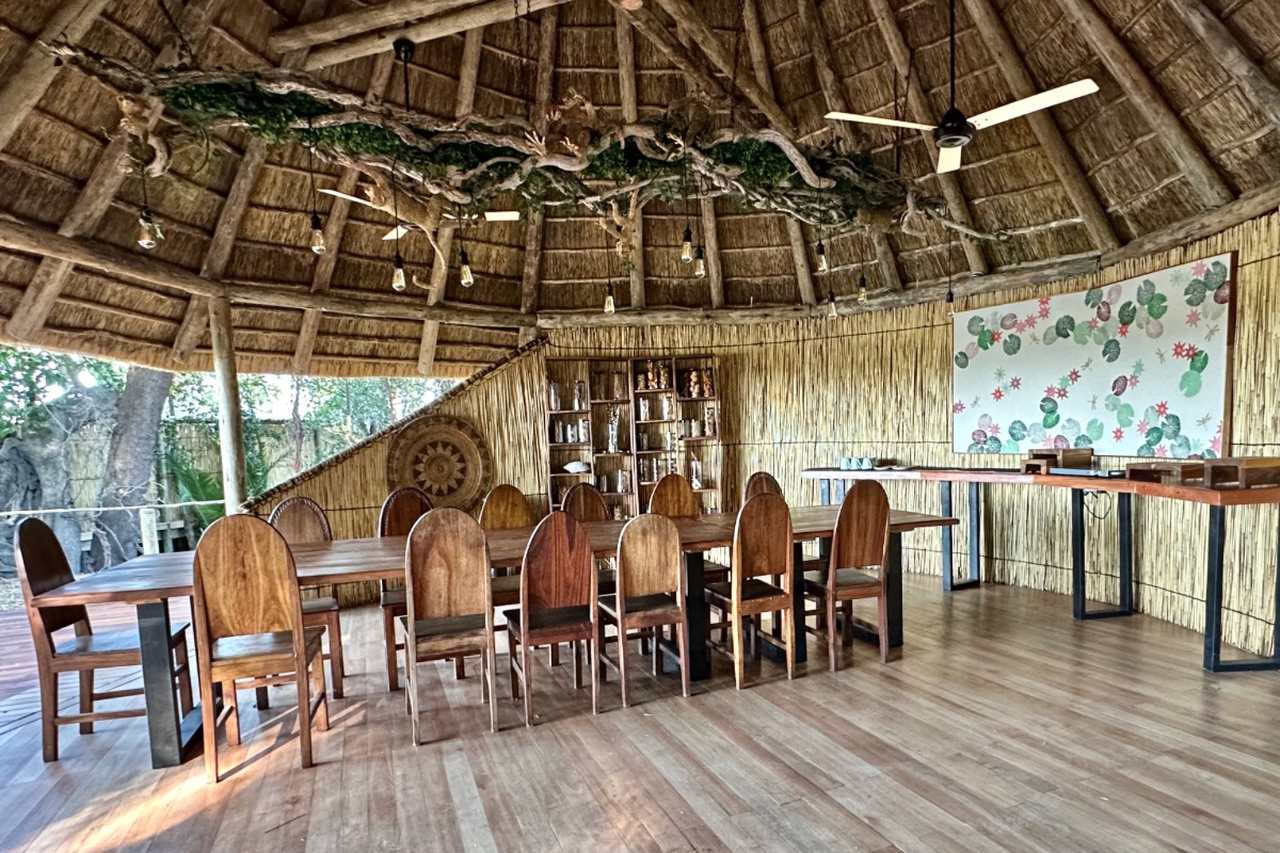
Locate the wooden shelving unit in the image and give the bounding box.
[544,354,722,518]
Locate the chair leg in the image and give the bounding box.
[617,619,631,709]
[312,655,330,732]
[407,652,421,746]
[877,593,890,664]
[40,670,58,762]
[589,632,599,716]
[572,640,583,690]
[509,634,520,701]
[384,606,400,691]
[199,675,218,783]
[785,605,796,681]
[827,593,839,673]
[549,643,560,667]
[296,665,313,769]
[842,600,855,647]
[175,640,193,716]
[731,607,745,690]
[79,669,94,734]
[676,618,690,699]
[486,642,498,734]
[520,639,534,727]
[327,611,345,700]
[222,681,240,746]
[256,686,270,709]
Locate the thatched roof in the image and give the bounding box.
[0,0,1278,378]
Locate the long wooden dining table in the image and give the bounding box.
[31,505,955,768]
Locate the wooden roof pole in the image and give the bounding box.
[303,0,571,71]
[606,0,727,102]
[270,0,481,53]
[209,295,246,512]
[1053,0,1233,208]
[293,52,396,373]
[173,0,332,357]
[0,0,113,153]
[519,8,559,345]
[1165,0,1280,133]
[674,25,725,309]
[960,0,1119,251]
[742,0,815,305]
[615,12,646,309]
[866,0,988,277]
[3,0,227,343]
[798,0,903,293]
[419,25,484,376]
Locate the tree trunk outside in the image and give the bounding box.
[90,366,174,570]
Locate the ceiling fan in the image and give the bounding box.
[824,0,1098,175]
[318,187,519,241]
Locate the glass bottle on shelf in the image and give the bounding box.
[690,457,703,490]
[573,379,586,411]
[548,381,561,412]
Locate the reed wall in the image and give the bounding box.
[251,212,1280,656]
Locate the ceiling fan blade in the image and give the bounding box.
[483,210,521,222]
[381,224,411,241]
[969,79,1099,130]
[937,145,963,174]
[824,111,935,132]
[318,187,380,209]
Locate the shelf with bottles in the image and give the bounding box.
[550,471,593,478]
[549,442,592,450]
[549,409,589,416]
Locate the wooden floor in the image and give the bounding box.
[1,577,1279,852]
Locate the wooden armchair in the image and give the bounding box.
[504,512,598,725]
[706,493,797,689]
[267,496,345,698]
[399,508,497,743]
[597,514,689,707]
[14,517,192,762]
[377,486,433,690]
[802,480,891,669]
[192,514,328,783]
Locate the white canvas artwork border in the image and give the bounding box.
[950,254,1233,458]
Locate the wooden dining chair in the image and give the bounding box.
[649,472,729,651]
[480,483,559,663]
[268,496,345,698]
[192,514,329,783]
[14,517,193,762]
[803,480,891,669]
[377,485,433,691]
[562,481,609,522]
[504,512,598,725]
[743,470,784,501]
[706,492,796,689]
[399,508,497,743]
[597,514,689,707]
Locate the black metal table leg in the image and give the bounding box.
[683,551,710,680]
[1071,489,1134,620]
[792,541,807,663]
[137,600,203,768]
[941,481,980,592]
[1203,505,1280,672]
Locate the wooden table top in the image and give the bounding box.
[801,466,1280,507]
[31,506,955,608]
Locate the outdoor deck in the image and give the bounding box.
[0,576,1277,851]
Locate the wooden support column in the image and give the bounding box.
[173,0,330,357]
[519,8,558,346]
[1165,0,1280,133]
[3,0,226,342]
[701,198,724,308]
[0,0,112,152]
[867,0,988,277]
[1054,0,1233,207]
[616,12,645,308]
[293,53,396,372]
[208,295,246,513]
[799,0,903,292]
[962,0,1120,251]
[742,0,815,305]
[420,25,484,375]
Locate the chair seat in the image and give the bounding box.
[703,561,730,584]
[598,593,679,619]
[803,568,881,594]
[210,627,324,674]
[504,605,592,637]
[705,577,786,609]
[302,596,339,615]
[53,623,188,659]
[380,587,406,609]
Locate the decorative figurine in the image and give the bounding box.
[659,362,670,389]
[548,380,561,411]
[690,457,703,490]
[573,379,586,410]
[607,405,620,453]
[704,404,716,437]
[688,368,702,399]
[703,368,715,398]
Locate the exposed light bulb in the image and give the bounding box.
[391,253,407,292]
[604,284,616,314]
[946,285,956,317]
[680,225,693,264]
[857,274,868,304]
[136,209,161,250]
[459,248,475,287]
[309,212,326,255]
[827,289,838,318]
[816,239,830,273]
[694,246,706,279]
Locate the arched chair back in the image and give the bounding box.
[743,471,783,502]
[379,485,433,537]
[732,492,793,587]
[480,484,536,530]
[562,482,609,523]
[617,514,683,601]
[405,508,492,624]
[648,473,700,518]
[520,512,594,613]
[14,518,88,657]
[193,515,304,643]
[268,496,332,546]
[831,480,891,572]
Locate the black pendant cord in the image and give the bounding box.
[307,116,318,219]
[948,0,957,111]
[394,49,412,265]
[155,0,192,61]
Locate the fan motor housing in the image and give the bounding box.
[933,107,975,149]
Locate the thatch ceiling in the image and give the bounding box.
[0,0,1278,378]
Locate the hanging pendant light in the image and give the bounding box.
[459,245,475,287]
[816,238,830,274]
[391,252,407,292]
[309,212,326,255]
[135,170,162,250]
[694,246,706,279]
[680,225,694,264]
[827,287,838,318]
[857,273,868,304]
[388,37,414,292]
[306,117,325,255]
[604,280,616,314]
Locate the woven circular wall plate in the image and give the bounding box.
[386,414,493,511]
